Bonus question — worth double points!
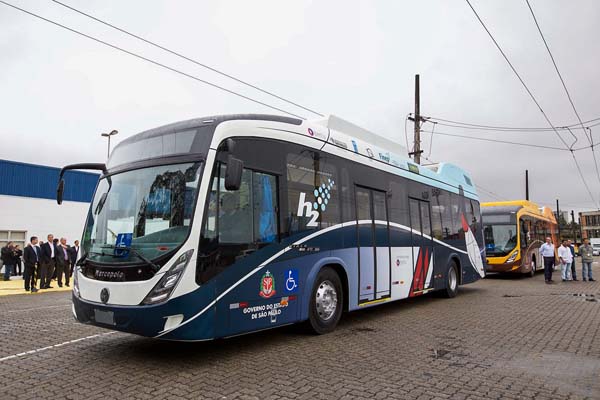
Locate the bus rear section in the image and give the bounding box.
[482,201,558,276]
[62,114,485,341]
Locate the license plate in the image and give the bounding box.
[94,309,115,326]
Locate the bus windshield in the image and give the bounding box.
[82,162,203,264]
[483,223,518,256]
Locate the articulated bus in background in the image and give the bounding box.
[57,114,485,341]
[482,201,558,276]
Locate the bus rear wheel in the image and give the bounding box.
[307,267,343,334]
[441,261,459,298]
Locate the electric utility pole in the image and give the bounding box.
[556,199,561,238]
[571,210,576,242]
[408,74,424,164]
[525,170,529,201]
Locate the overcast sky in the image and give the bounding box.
[2,0,599,215]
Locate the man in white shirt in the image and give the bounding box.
[539,237,556,284]
[558,239,574,281]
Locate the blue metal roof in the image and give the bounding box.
[0,159,99,203]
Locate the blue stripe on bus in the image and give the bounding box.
[74,220,481,340]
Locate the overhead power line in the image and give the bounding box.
[525,0,600,189]
[420,118,600,134]
[525,0,591,143]
[475,185,505,201]
[0,0,307,119]
[50,0,324,118]
[464,0,571,149]
[420,129,600,152]
[420,114,600,132]
[464,0,599,209]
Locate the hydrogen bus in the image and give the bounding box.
[57,114,485,341]
[481,200,558,276]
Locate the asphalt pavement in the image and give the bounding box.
[1,267,599,399]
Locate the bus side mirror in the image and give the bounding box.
[225,155,243,191]
[218,138,236,152]
[57,179,65,205]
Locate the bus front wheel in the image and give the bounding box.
[528,258,537,278]
[441,261,459,298]
[307,267,343,334]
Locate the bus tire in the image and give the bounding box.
[307,267,343,334]
[441,261,459,298]
[528,258,536,278]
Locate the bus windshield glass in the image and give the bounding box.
[82,162,203,264]
[483,223,518,256]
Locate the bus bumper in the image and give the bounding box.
[485,261,526,273]
[72,294,215,341]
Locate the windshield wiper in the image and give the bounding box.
[128,247,161,273]
[97,245,161,273]
[76,251,88,266]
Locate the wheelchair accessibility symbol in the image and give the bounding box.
[284,269,299,293]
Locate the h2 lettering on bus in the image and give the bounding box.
[296,179,335,227]
[297,192,319,227]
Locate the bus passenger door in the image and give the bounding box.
[356,186,391,303]
[409,198,434,294]
[372,191,391,300]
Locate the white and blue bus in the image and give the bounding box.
[57,114,485,341]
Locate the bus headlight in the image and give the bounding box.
[73,267,80,297]
[506,251,519,263]
[141,250,194,305]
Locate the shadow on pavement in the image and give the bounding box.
[98,285,484,364]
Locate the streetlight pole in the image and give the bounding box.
[101,130,118,159]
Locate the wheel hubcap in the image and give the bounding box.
[315,280,338,321]
[449,268,457,291]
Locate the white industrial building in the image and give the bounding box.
[0,159,98,251]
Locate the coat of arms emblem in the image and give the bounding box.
[259,270,276,298]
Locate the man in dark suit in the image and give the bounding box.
[23,237,40,292]
[55,237,70,287]
[69,240,79,277]
[39,234,56,289]
[13,245,23,276]
[51,238,60,281]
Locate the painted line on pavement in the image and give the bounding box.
[0,332,118,363]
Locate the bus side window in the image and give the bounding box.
[219,167,253,244]
[389,179,409,227]
[471,199,483,246]
[286,151,340,232]
[339,166,354,223]
[463,196,475,230]
[430,188,444,240]
[197,162,279,284]
[286,151,318,234]
[520,219,528,248]
[449,193,462,239]
[252,172,278,243]
[203,165,219,240]
[317,157,340,229]
[471,199,481,229]
[436,190,455,240]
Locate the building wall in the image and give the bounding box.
[579,211,600,239]
[0,159,98,202]
[0,159,98,251]
[0,194,89,247]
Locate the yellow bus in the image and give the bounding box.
[481,200,558,276]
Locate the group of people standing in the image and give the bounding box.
[1,234,79,293]
[540,237,595,284]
